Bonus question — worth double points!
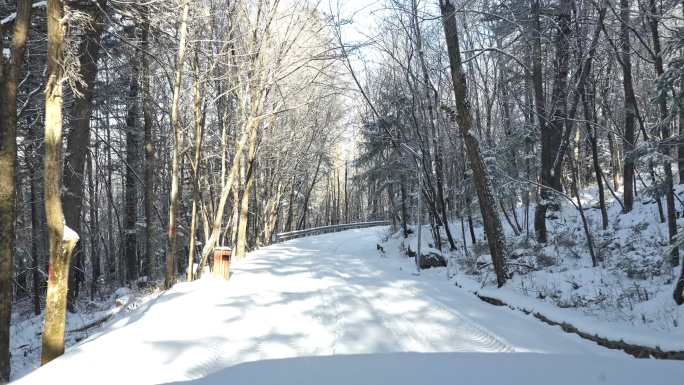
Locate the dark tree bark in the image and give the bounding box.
[678,5,684,305]
[646,0,678,266]
[439,0,507,287]
[141,4,155,279]
[677,32,684,302]
[124,24,141,283]
[87,151,100,299]
[534,0,570,243]
[582,83,609,230]
[0,0,32,380]
[570,156,599,266]
[297,154,323,230]
[680,62,684,185]
[28,115,48,317]
[620,0,637,212]
[285,177,296,232]
[400,174,410,237]
[62,0,108,307]
[343,161,348,222]
[528,0,547,239]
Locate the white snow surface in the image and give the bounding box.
[10,286,161,380]
[164,353,680,385]
[62,225,80,241]
[13,227,682,384]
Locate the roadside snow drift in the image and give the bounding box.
[12,227,683,384]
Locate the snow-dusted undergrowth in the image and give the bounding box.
[380,186,684,349]
[10,284,162,380]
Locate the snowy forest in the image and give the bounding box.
[1,0,684,383]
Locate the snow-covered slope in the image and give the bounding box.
[12,227,682,384]
[376,184,684,350]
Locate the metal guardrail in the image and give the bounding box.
[273,220,390,243]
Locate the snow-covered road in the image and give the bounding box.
[13,227,683,384]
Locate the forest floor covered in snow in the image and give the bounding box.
[9,285,162,380]
[381,186,684,355]
[11,227,683,384]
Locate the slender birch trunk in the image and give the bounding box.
[235,132,259,258]
[166,1,191,288]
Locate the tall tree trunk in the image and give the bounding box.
[141,3,154,279]
[344,161,349,222]
[235,137,258,258]
[400,174,409,238]
[87,151,100,299]
[261,182,283,245]
[534,0,570,243]
[570,156,599,267]
[335,170,341,224]
[620,0,637,212]
[673,61,684,300]
[230,161,242,247]
[42,0,80,365]
[187,59,205,281]
[411,0,457,250]
[28,117,48,317]
[677,1,684,305]
[166,1,191,288]
[285,178,296,232]
[0,0,32,380]
[647,0,678,266]
[672,1,684,296]
[439,0,507,287]
[196,117,260,274]
[124,25,141,284]
[297,154,323,230]
[597,57,621,193]
[582,83,609,230]
[528,0,548,241]
[62,0,108,308]
[105,81,116,282]
[680,66,684,184]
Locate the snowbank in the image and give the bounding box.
[379,183,684,357]
[456,274,684,354]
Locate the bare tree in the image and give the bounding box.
[0,0,32,380]
[41,0,80,365]
[166,0,191,288]
[438,0,507,287]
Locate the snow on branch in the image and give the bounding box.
[63,225,80,242]
[1,1,46,26]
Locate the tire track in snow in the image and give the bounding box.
[355,251,515,353]
[397,282,515,353]
[340,276,513,354]
[183,337,228,380]
[309,233,515,355]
